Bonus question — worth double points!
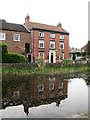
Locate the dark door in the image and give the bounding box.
[28,54,31,62]
[51,53,53,63]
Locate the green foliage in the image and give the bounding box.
[0,42,8,54]
[62,58,72,67]
[2,53,26,63]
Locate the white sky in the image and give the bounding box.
[0,0,89,49]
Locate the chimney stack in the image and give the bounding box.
[57,22,62,28]
[25,14,30,30]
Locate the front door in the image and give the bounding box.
[28,54,31,62]
[51,53,53,63]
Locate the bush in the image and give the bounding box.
[0,42,8,54]
[2,53,26,63]
[62,58,72,67]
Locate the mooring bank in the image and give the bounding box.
[0,14,69,63]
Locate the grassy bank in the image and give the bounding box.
[2,65,90,76]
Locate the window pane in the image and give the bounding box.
[39,40,44,48]
[14,34,20,41]
[39,32,44,37]
[0,33,6,40]
[50,41,55,49]
[60,34,64,39]
[50,33,55,38]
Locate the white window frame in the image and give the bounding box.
[39,52,44,59]
[60,34,64,40]
[39,31,44,37]
[0,33,6,40]
[13,34,20,41]
[39,40,44,48]
[50,33,55,38]
[60,42,64,49]
[50,41,55,49]
[38,84,44,92]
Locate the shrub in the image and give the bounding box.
[2,53,26,63]
[0,42,8,54]
[62,58,72,67]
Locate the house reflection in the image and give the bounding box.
[2,76,68,115]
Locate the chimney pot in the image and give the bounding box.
[57,22,62,28]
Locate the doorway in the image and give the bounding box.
[28,54,31,62]
[51,53,53,63]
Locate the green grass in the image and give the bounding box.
[2,65,90,76]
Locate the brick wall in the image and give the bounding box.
[31,29,69,62]
[1,30,30,54]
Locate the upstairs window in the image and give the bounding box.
[0,33,6,40]
[60,34,64,40]
[39,31,44,37]
[39,40,44,48]
[50,41,55,49]
[50,33,55,38]
[13,34,20,41]
[60,42,64,49]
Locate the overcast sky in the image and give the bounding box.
[0,0,89,49]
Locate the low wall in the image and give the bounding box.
[2,60,89,68]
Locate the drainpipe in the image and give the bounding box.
[33,30,35,63]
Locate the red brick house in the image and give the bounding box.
[0,15,69,63]
[24,14,69,63]
[0,19,30,60]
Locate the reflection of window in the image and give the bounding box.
[13,91,20,98]
[13,34,20,41]
[39,31,44,37]
[39,40,44,48]
[60,34,64,39]
[59,90,63,96]
[0,33,6,40]
[50,41,55,49]
[60,42,64,49]
[58,82,63,89]
[38,84,44,92]
[50,33,55,38]
[50,92,54,98]
[38,94,44,100]
[39,52,44,59]
[49,83,54,91]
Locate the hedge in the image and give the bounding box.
[2,53,26,63]
[1,42,26,63]
[0,42,8,54]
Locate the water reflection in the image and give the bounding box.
[2,75,68,115]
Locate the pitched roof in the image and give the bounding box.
[0,19,29,33]
[30,22,69,34]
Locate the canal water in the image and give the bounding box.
[0,73,89,118]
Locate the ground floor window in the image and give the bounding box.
[38,52,44,59]
[60,53,64,60]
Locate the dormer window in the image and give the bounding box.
[39,31,44,37]
[13,34,20,41]
[0,33,6,40]
[60,34,64,40]
[50,33,55,38]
